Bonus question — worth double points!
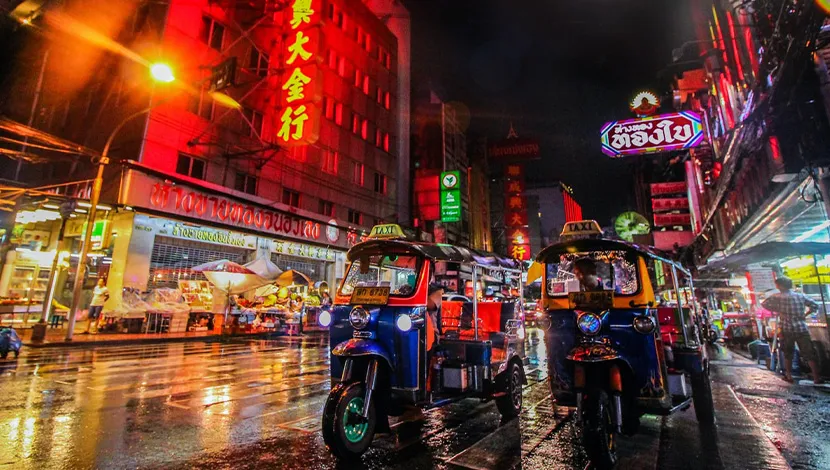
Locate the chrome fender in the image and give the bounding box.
[332,338,394,370]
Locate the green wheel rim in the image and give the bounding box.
[343,396,368,443]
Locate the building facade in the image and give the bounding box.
[0,0,410,311]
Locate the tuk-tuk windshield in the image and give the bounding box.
[545,250,639,297]
[339,255,422,297]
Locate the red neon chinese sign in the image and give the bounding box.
[504,164,531,261]
[278,0,322,146]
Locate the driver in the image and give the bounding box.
[426,283,444,350]
[573,258,603,292]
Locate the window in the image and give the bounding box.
[200,16,224,51]
[282,189,301,208]
[356,28,365,47]
[384,91,391,110]
[348,209,363,225]
[335,103,344,125]
[352,113,360,134]
[383,132,390,152]
[339,255,421,297]
[351,161,364,185]
[362,75,370,95]
[235,173,257,195]
[322,150,338,174]
[327,3,335,19]
[354,69,362,88]
[189,91,214,121]
[376,86,383,104]
[384,51,392,69]
[318,199,335,217]
[242,108,263,137]
[336,11,345,28]
[323,97,335,120]
[361,119,370,140]
[248,47,269,77]
[176,153,206,180]
[327,50,337,69]
[338,57,346,77]
[544,251,639,297]
[375,128,382,147]
[373,172,387,194]
[364,34,372,53]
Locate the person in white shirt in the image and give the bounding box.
[84,278,109,334]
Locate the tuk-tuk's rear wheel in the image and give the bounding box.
[322,382,376,460]
[582,389,618,470]
[496,361,524,419]
[691,369,716,425]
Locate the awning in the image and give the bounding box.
[700,241,830,273]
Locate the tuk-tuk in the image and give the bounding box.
[537,221,715,469]
[319,224,527,459]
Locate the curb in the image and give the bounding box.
[22,330,327,348]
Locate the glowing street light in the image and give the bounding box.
[150,63,175,83]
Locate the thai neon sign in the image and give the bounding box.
[278,0,322,146]
[600,111,705,158]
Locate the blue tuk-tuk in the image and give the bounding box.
[536,221,715,469]
[319,224,526,459]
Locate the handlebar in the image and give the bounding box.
[629,300,654,308]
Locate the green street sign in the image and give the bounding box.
[440,189,462,222]
[440,171,460,190]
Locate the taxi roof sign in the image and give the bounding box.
[368,224,407,240]
[560,220,603,239]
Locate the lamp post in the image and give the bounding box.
[63,63,240,340]
[63,63,176,341]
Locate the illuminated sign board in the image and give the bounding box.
[600,111,705,158]
[489,138,541,161]
[277,0,322,146]
[504,164,531,261]
[440,171,461,223]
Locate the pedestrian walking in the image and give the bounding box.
[761,277,824,384]
[83,278,109,334]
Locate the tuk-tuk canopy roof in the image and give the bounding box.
[535,237,690,276]
[347,239,522,271]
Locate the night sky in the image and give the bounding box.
[406,0,696,224]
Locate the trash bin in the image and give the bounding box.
[30,322,47,342]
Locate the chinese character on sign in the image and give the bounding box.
[290,0,315,28]
[506,165,522,177]
[511,244,527,260]
[508,196,523,210]
[278,105,309,141]
[283,68,311,102]
[509,213,524,226]
[507,181,523,193]
[287,31,312,64]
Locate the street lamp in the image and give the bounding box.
[63,62,173,341]
[63,63,241,340]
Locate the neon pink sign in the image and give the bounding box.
[600,112,705,158]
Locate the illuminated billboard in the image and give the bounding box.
[600,111,705,158]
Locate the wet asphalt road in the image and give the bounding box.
[0,330,826,469]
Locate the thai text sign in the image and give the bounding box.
[277,0,322,146]
[600,111,704,158]
[650,181,688,196]
[489,138,540,161]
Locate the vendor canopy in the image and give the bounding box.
[701,242,830,273]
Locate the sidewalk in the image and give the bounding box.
[18,325,326,348]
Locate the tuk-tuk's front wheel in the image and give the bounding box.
[322,382,376,459]
[581,389,618,470]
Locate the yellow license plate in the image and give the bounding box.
[568,291,613,309]
[351,286,390,305]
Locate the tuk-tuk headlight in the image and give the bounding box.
[633,315,656,334]
[318,310,332,327]
[349,307,370,330]
[396,314,413,332]
[577,312,602,336]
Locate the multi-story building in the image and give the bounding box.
[0,0,410,312]
[411,87,471,246]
